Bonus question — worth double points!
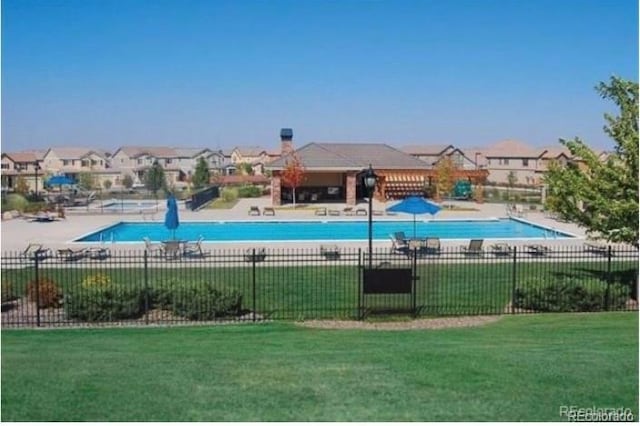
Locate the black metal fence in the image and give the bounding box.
[1,245,637,328]
[187,186,219,211]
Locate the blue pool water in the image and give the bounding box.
[75,218,574,242]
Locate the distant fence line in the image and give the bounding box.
[1,245,638,328]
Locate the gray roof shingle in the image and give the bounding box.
[266,143,431,170]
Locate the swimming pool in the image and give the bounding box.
[74,218,575,243]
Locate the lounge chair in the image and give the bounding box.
[57,248,88,262]
[183,236,207,257]
[526,244,552,256]
[22,244,52,262]
[162,240,183,260]
[355,208,367,216]
[315,207,327,216]
[372,210,384,216]
[320,244,341,260]
[328,209,340,216]
[143,237,163,257]
[343,207,354,216]
[390,233,409,255]
[583,241,610,255]
[461,239,484,256]
[244,248,267,262]
[248,206,261,216]
[263,207,276,216]
[24,212,56,222]
[491,243,513,256]
[423,237,441,255]
[86,246,111,260]
[393,232,408,243]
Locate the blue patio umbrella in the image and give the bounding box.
[386,196,442,238]
[46,175,76,186]
[164,194,180,240]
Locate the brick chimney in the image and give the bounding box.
[280,128,293,156]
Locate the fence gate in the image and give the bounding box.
[360,266,416,318]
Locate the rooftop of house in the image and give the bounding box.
[44,147,109,160]
[266,142,431,170]
[232,146,268,157]
[399,144,454,155]
[479,140,543,158]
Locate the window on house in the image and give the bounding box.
[166,159,172,164]
[503,159,509,165]
[1,163,8,169]
[63,160,70,166]
[91,160,97,166]
[82,160,89,167]
[523,159,529,167]
[137,159,142,165]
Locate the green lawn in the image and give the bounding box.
[1,312,638,421]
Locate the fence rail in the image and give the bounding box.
[1,245,637,328]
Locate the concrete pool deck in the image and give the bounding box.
[0,197,593,253]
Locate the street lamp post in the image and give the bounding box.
[362,164,378,270]
[34,162,40,200]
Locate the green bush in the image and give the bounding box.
[514,277,628,312]
[65,283,146,322]
[4,194,29,212]
[237,185,262,198]
[170,282,242,320]
[1,281,18,303]
[150,279,177,310]
[221,187,238,202]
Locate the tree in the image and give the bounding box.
[192,157,211,190]
[435,157,457,200]
[239,163,254,176]
[103,179,112,190]
[15,176,29,195]
[280,153,305,208]
[544,77,638,246]
[78,172,96,190]
[506,171,518,201]
[122,174,134,190]
[144,161,167,193]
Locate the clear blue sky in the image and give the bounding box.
[2,0,638,153]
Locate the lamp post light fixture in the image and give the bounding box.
[362,164,378,270]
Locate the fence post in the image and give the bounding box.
[511,246,518,315]
[412,247,418,317]
[605,245,612,311]
[252,248,256,322]
[357,248,363,320]
[34,252,41,327]
[144,250,150,325]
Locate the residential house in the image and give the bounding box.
[1,151,46,193]
[476,140,543,185]
[400,144,478,169]
[230,146,270,175]
[41,147,118,189]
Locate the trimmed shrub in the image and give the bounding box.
[221,187,238,202]
[514,277,628,312]
[65,283,146,322]
[151,279,178,310]
[1,281,18,303]
[237,185,262,198]
[27,278,61,308]
[171,282,242,320]
[5,194,29,212]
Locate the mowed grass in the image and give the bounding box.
[1,312,638,421]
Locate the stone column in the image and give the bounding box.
[271,175,281,206]
[346,173,356,205]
